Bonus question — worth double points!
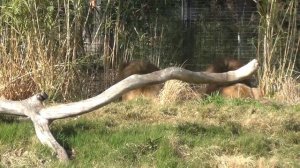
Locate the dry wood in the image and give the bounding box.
[0,59,258,161]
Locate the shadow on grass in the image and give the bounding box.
[51,120,112,156]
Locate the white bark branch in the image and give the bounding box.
[0,59,258,161]
[40,59,258,120]
[32,115,69,161]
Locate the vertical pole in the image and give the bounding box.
[182,0,195,69]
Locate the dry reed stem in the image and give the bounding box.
[258,0,299,99]
[273,78,300,105]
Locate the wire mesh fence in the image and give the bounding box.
[79,0,300,94]
[84,0,260,71]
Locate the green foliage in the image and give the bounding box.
[0,120,34,144]
[201,93,226,106]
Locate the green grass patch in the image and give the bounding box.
[0,98,299,167]
[0,120,34,145]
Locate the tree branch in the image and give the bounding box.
[0,59,258,161]
[39,59,258,120]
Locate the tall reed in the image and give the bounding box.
[0,0,84,101]
[257,0,299,102]
[0,0,175,101]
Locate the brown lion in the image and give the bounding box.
[117,60,163,101]
[205,57,263,99]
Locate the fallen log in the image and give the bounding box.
[0,59,258,161]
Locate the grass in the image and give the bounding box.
[0,96,299,167]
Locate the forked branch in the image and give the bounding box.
[0,59,258,161]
